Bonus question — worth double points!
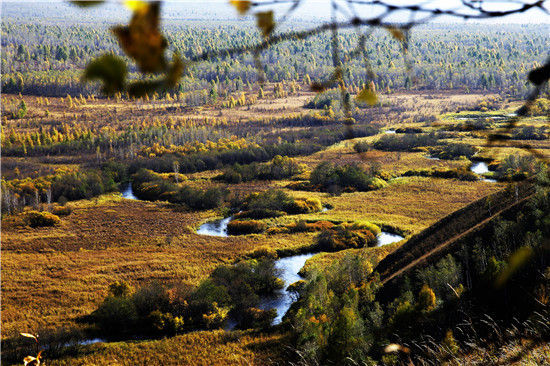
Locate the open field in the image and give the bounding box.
[2,83,548,365]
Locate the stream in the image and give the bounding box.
[470,161,497,182]
[121,184,138,200]
[196,215,404,325]
[422,157,497,183]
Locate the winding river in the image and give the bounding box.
[196,216,404,325]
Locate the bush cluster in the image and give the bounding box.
[402,168,478,181]
[226,220,267,235]
[218,155,305,183]
[51,204,72,216]
[132,168,226,210]
[428,143,477,160]
[90,259,284,336]
[373,133,440,152]
[242,189,322,216]
[26,210,60,227]
[314,222,380,252]
[309,162,387,193]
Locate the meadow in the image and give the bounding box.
[1,4,549,364]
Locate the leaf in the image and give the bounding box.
[83,54,127,95]
[528,62,550,86]
[124,0,147,12]
[23,356,39,366]
[165,54,185,88]
[112,1,167,73]
[69,1,104,7]
[20,333,37,340]
[495,246,534,288]
[127,80,163,98]
[387,26,405,41]
[356,87,378,105]
[256,11,275,38]
[384,343,410,353]
[230,0,251,16]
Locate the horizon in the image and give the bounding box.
[2,0,550,24]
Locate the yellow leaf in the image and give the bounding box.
[20,333,37,340]
[356,87,378,105]
[230,0,251,15]
[495,246,534,288]
[387,26,405,41]
[112,2,167,73]
[256,11,275,38]
[124,0,147,12]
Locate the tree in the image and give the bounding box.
[417,284,436,312]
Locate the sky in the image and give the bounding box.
[2,0,550,24]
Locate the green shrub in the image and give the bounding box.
[91,296,138,333]
[310,162,382,192]
[147,310,185,335]
[218,155,305,183]
[373,133,440,152]
[26,210,60,227]
[353,141,370,153]
[240,307,277,329]
[428,143,477,160]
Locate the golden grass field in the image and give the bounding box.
[2,90,547,365]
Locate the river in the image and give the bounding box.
[196,216,404,325]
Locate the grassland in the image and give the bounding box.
[1,88,547,365]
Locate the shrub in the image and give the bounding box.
[245,189,295,212]
[373,133,440,152]
[227,220,267,235]
[243,189,322,214]
[285,220,336,233]
[495,154,539,181]
[26,210,60,227]
[218,155,305,182]
[403,168,478,181]
[395,127,423,133]
[511,126,547,140]
[353,141,370,153]
[51,205,72,216]
[241,307,277,329]
[428,143,477,160]
[233,208,285,219]
[132,168,226,210]
[310,162,383,192]
[315,225,377,252]
[417,284,437,312]
[91,296,138,333]
[147,310,185,335]
[109,281,133,297]
[249,246,278,259]
[287,197,323,214]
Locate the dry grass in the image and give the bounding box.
[44,330,288,366]
[1,194,317,335]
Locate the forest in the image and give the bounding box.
[1,1,549,365]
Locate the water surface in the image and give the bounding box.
[196,217,404,325]
[196,216,233,237]
[121,184,138,200]
[258,253,316,325]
